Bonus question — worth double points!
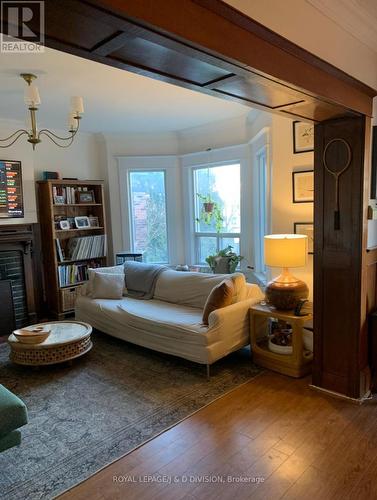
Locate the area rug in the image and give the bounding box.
[0,332,260,500]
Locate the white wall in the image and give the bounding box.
[0,119,103,226]
[270,114,314,298]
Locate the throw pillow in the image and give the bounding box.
[91,272,124,299]
[87,265,125,296]
[202,279,234,325]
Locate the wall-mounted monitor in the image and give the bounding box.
[0,160,24,218]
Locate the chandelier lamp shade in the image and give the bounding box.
[0,74,84,150]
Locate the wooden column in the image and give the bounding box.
[313,116,371,399]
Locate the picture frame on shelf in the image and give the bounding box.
[293,121,314,154]
[54,195,65,205]
[292,170,314,203]
[74,216,90,229]
[88,216,99,227]
[59,220,70,230]
[294,222,314,254]
[67,217,75,229]
[77,190,95,203]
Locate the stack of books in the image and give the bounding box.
[58,261,101,287]
[56,235,106,262]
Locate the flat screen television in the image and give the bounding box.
[0,160,24,218]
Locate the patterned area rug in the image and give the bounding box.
[0,332,260,499]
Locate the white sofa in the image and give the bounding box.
[75,269,264,367]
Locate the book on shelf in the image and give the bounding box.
[57,234,106,262]
[52,185,95,205]
[58,260,101,287]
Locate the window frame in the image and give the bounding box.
[250,127,271,282]
[192,163,241,265]
[118,155,182,265]
[181,145,249,268]
[128,168,169,264]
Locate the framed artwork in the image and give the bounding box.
[59,220,70,230]
[78,190,95,203]
[294,222,314,255]
[292,170,314,203]
[74,216,90,229]
[88,216,99,227]
[293,121,314,154]
[54,195,65,205]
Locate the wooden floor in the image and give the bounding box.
[59,371,377,500]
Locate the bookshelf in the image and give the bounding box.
[37,179,107,318]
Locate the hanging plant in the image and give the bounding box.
[196,193,223,233]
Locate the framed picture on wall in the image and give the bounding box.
[292,170,314,203]
[293,121,314,154]
[294,222,314,254]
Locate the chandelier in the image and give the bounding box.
[0,73,84,150]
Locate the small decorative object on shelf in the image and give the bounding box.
[77,190,95,204]
[43,171,59,180]
[59,220,70,230]
[115,252,143,265]
[74,216,90,229]
[88,216,99,227]
[249,303,313,377]
[37,179,107,318]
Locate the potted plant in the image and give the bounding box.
[206,245,243,274]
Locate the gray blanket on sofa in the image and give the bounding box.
[124,261,167,299]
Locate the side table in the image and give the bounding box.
[249,303,313,377]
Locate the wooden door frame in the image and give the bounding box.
[11,0,376,399]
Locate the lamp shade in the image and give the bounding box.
[24,84,41,107]
[264,234,307,268]
[70,96,84,115]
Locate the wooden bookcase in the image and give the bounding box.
[37,180,107,318]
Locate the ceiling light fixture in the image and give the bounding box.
[0,73,84,150]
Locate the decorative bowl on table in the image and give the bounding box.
[13,327,50,344]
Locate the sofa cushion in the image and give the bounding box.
[87,265,125,296]
[0,385,27,437]
[91,272,124,299]
[202,279,234,325]
[154,270,246,308]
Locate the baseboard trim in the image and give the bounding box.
[309,383,371,404]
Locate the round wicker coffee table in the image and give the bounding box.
[8,321,93,366]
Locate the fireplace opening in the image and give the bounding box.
[0,250,28,334]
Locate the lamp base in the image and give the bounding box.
[265,269,308,310]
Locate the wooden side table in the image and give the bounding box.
[249,303,313,377]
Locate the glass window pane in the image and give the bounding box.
[221,237,240,256]
[194,164,240,233]
[129,171,168,263]
[197,236,217,264]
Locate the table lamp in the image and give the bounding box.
[264,234,308,310]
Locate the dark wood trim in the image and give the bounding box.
[86,0,376,115]
[192,0,376,98]
[313,116,370,399]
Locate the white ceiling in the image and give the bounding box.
[307,0,377,54]
[0,46,250,134]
